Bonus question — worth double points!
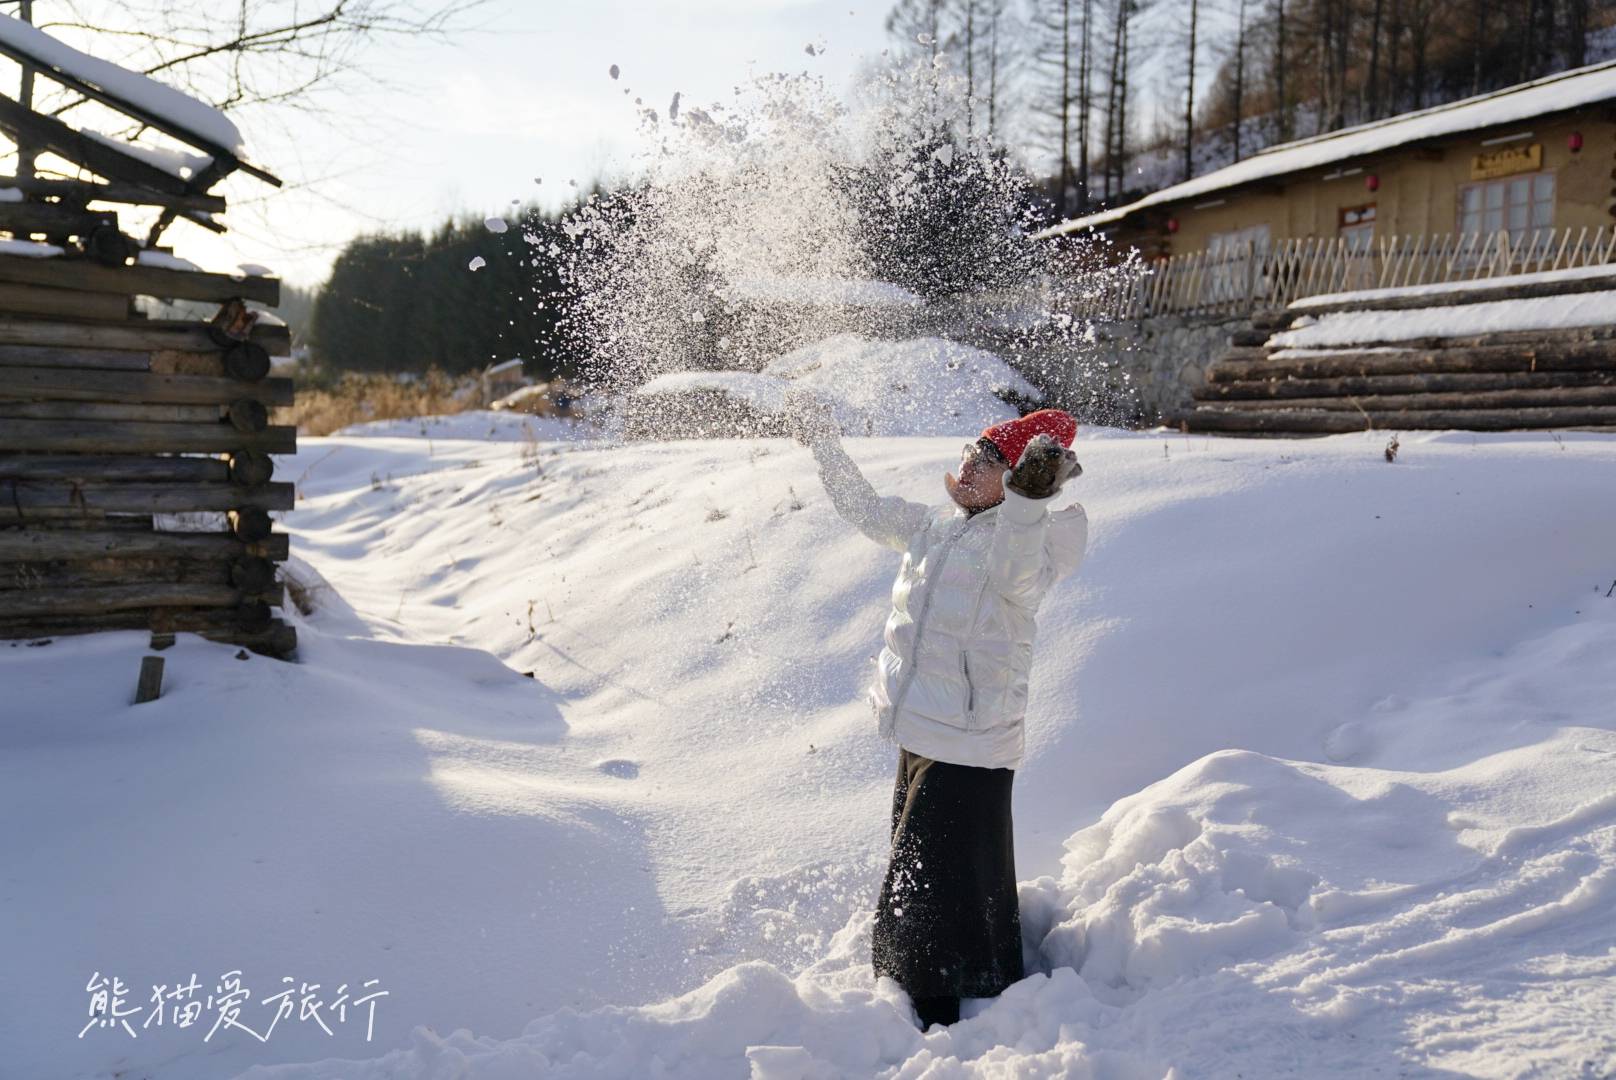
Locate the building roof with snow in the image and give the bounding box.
[1038,60,1616,243]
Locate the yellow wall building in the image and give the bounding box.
[1042,61,1616,263]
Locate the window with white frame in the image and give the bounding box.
[1338,203,1376,250]
[1458,173,1554,242]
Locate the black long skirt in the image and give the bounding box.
[871,747,1025,999]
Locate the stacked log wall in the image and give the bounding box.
[1173,274,1616,436]
[0,253,297,657]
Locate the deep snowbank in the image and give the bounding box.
[632,335,1037,438]
[5,424,1615,1078]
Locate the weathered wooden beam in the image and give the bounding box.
[1212,341,1616,382]
[0,611,296,657]
[134,655,165,703]
[1195,385,1616,412]
[0,252,279,305]
[0,554,248,589]
[0,202,116,238]
[1194,370,1616,401]
[0,527,286,562]
[0,580,284,617]
[0,453,228,483]
[0,94,188,194]
[0,401,221,424]
[0,282,131,322]
[229,450,274,488]
[0,344,149,370]
[0,366,292,406]
[0,418,295,454]
[0,479,293,514]
[0,175,227,213]
[0,317,289,355]
[225,399,268,432]
[1182,404,1616,433]
[229,508,273,542]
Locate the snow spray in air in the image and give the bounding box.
[545,54,1145,434]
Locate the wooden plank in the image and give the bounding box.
[0,454,229,483]
[0,401,221,424]
[0,612,297,657]
[0,344,150,370]
[0,367,293,406]
[1199,386,1616,412]
[0,175,226,214]
[134,655,166,703]
[0,580,283,617]
[0,317,289,355]
[0,202,116,238]
[1184,404,1616,434]
[0,94,188,195]
[1194,370,1616,401]
[0,480,294,514]
[0,419,295,454]
[1218,340,1616,382]
[0,282,131,322]
[0,253,279,306]
[0,556,237,589]
[0,528,287,562]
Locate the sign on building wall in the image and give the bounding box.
[1471,143,1542,181]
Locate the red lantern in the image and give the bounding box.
[1366,174,1380,192]
[1166,217,1180,233]
[1569,131,1584,153]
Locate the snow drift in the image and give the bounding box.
[5,419,1615,1079]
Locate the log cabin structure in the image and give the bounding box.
[0,13,297,658]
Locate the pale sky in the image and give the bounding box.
[171,1,897,288]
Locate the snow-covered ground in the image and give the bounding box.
[5,417,1616,1079]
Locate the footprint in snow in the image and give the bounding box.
[595,758,640,779]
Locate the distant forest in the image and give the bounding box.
[890,0,1616,215]
[305,0,1616,378]
[307,207,578,381]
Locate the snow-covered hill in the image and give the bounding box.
[4,413,1614,1078]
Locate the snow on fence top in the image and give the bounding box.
[1039,59,1616,238]
[0,14,247,157]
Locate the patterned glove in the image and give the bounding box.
[1005,433,1082,499]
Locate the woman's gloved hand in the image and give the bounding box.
[1005,433,1082,499]
[783,387,840,447]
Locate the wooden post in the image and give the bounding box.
[134,655,164,704]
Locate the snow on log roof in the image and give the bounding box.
[0,14,246,157]
[1038,60,1616,239]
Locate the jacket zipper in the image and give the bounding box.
[889,512,982,724]
[960,651,975,717]
[959,573,991,728]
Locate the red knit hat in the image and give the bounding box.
[982,409,1077,466]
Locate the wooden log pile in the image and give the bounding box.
[0,253,297,658]
[1172,275,1616,436]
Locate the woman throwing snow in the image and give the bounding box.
[784,390,1087,1032]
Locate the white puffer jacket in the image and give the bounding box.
[809,435,1088,770]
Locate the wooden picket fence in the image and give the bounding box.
[1074,225,1616,321]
